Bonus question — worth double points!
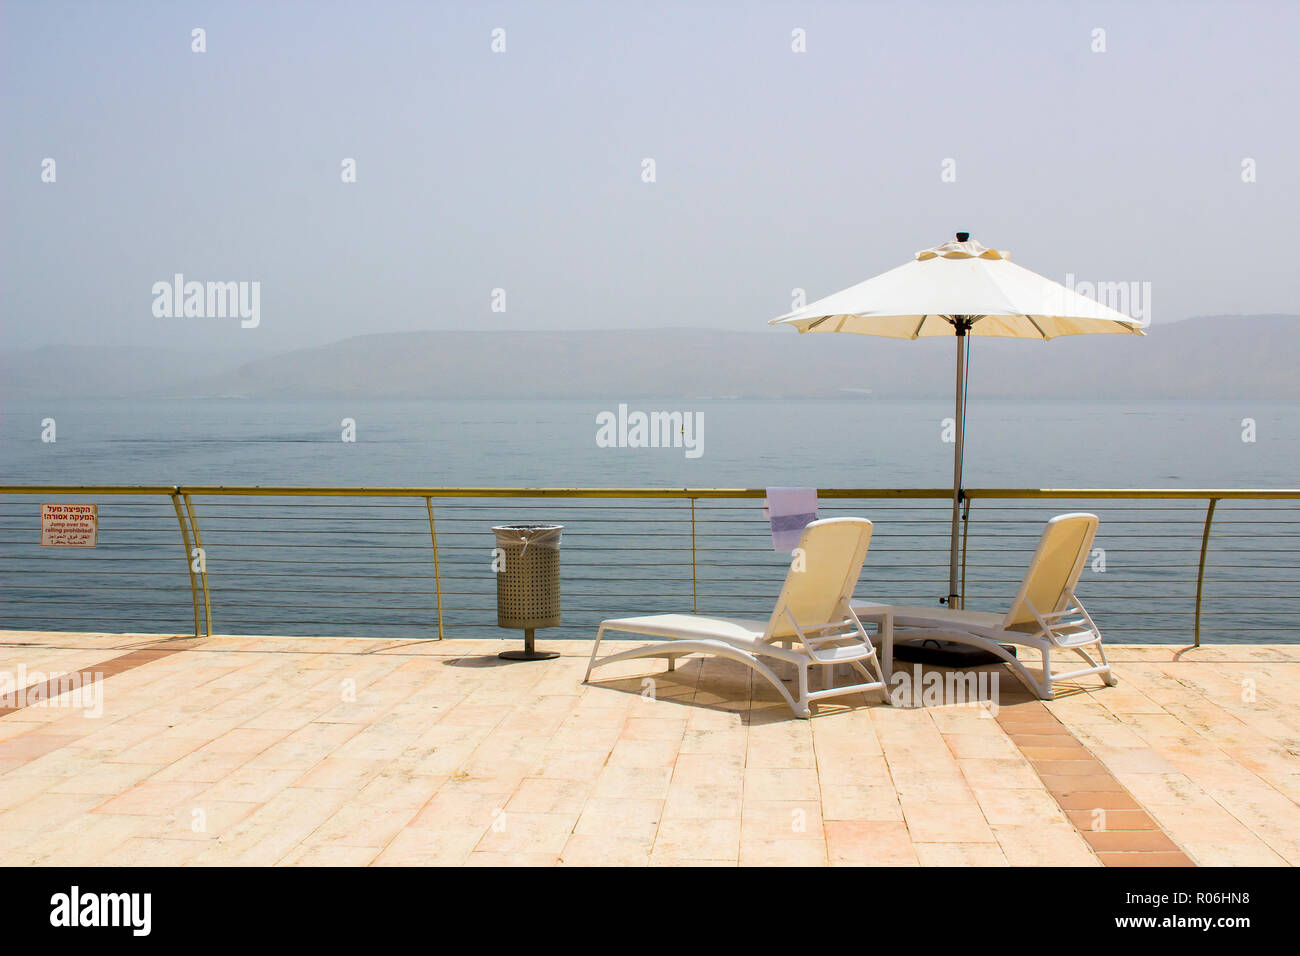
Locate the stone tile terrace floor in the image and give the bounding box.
[0,630,1296,867]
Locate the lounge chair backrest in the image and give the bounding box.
[764,517,873,640]
[1000,513,1099,630]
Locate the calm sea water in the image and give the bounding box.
[1,398,1297,643]
[3,397,1297,487]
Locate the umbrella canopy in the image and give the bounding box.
[770,233,1147,607]
[772,234,1146,338]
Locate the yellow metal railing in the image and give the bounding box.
[2,485,1297,646]
[169,491,203,638]
[424,497,445,641]
[6,486,1297,498]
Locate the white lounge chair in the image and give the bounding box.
[584,517,888,718]
[854,512,1117,700]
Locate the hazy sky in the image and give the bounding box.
[3,0,1296,352]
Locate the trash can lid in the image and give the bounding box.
[492,524,564,550]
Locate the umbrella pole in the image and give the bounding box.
[946,322,968,608]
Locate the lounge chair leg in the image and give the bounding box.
[584,625,607,682]
[1038,646,1055,700]
[879,616,894,683]
[796,664,811,718]
[1092,641,1118,686]
[869,653,890,704]
[667,656,675,672]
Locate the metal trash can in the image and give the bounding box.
[492,523,563,660]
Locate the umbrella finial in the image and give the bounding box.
[956,231,969,242]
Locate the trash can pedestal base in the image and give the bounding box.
[499,628,559,662]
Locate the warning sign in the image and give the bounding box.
[41,504,98,548]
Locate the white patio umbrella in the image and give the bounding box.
[770,232,1147,608]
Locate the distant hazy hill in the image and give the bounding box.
[3,315,1296,401]
[0,346,274,401]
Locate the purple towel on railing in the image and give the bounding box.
[764,487,818,552]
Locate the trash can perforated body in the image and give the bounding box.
[492,524,563,660]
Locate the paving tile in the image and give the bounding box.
[1031,758,1111,777]
[188,788,348,865]
[198,767,300,804]
[740,838,828,866]
[820,784,904,821]
[679,728,748,757]
[647,856,736,867]
[474,811,577,856]
[1,792,106,830]
[147,800,262,841]
[1009,732,1079,747]
[301,802,416,849]
[825,820,918,866]
[277,844,381,866]
[591,765,673,800]
[1094,851,1195,867]
[0,733,83,762]
[1055,790,1142,811]
[993,824,1100,867]
[528,749,610,781]
[46,761,159,794]
[504,777,592,815]
[409,789,507,831]
[670,751,743,784]
[914,842,1009,866]
[743,767,821,802]
[959,757,1044,790]
[574,798,663,842]
[20,813,152,866]
[943,733,1020,759]
[740,799,823,840]
[1081,829,1180,852]
[1065,808,1157,831]
[662,781,743,820]
[1145,805,1290,866]
[899,797,996,844]
[294,757,388,791]
[607,738,680,768]
[465,850,559,866]
[1037,773,1128,793]
[558,834,652,866]
[620,717,688,742]
[372,826,482,866]
[815,752,892,785]
[102,836,209,866]
[651,817,740,863]
[1019,745,1091,760]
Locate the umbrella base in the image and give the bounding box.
[892,639,1016,668]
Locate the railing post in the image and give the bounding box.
[182,492,212,638]
[170,489,203,638]
[1194,498,1218,647]
[425,497,445,640]
[690,496,698,615]
[960,497,972,611]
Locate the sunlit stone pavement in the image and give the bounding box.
[0,630,1296,867]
